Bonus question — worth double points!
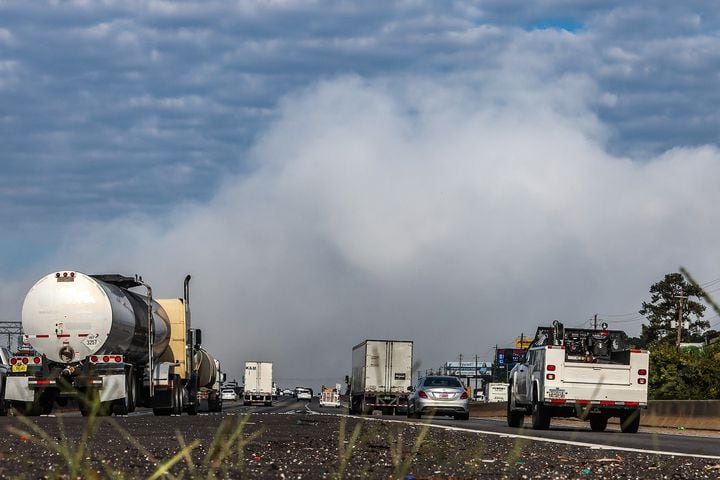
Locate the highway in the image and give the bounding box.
[2,395,718,478]
[217,396,720,459]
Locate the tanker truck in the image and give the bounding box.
[197,355,224,412]
[3,271,218,416]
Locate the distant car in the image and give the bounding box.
[282,389,293,396]
[473,389,485,402]
[407,376,469,420]
[221,388,238,401]
[296,388,312,401]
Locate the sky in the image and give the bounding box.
[2,0,720,390]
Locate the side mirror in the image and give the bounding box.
[221,372,227,383]
[407,386,414,392]
[194,329,202,347]
[344,375,350,384]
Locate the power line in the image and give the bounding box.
[700,276,720,288]
[597,311,640,318]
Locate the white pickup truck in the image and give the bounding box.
[507,321,649,433]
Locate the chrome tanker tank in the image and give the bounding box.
[21,271,171,364]
[194,348,219,388]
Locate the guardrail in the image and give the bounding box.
[469,400,720,430]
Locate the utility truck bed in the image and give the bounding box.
[507,321,649,433]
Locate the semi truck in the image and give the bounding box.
[507,321,649,433]
[349,339,413,415]
[243,361,273,406]
[4,271,220,416]
[319,386,341,408]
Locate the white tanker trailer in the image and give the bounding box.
[3,271,219,416]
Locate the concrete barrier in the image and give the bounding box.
[469,402,506,417]
[644,400,720,430]
[470,400,720,430]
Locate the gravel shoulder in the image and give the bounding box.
[0,412,719,479]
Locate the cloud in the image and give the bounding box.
[3,1,720,387]
[7,74,716,388]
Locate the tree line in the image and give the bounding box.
[630,271,720,400]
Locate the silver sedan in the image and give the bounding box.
[407,376,470,420]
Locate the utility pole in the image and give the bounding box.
[593,314,598,330]
[493,344,498,382]
[474,354,478,392]
[675,293,688,347]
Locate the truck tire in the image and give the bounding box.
[507,385,524,428]
[172,378,183,415]
[361,398,372,415]
[349,397,360,414]
[589,414,608,432]
[127,369,137,413]
[620,409,640,433]
[0,383,7,416]
[80,389,109,416]
[531,401,551,430]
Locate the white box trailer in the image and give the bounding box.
[485,383,509,403]
[243,361,273,406]
[349,340,413,415]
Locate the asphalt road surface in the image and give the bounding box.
[0,396,718,479]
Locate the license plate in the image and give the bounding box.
[12,364,27,373]
[439,393,448,398]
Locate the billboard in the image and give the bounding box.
[495,348,525,367]
[444,361,493,377]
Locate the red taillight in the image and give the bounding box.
[546,373,555,380]
[115,355,122,363]
[33,357,41,364]
[418,390,428,398]
[638,369,647,376]
[10,358,17,365]
[461,391,468,399]
[70,272,75,278]
[22,357,29,365]
[55,272,60,278]
[547,365,556,371]
[638,378,646,384]
[90,356,98,363]
[63,272,68,277]
[103,356,110,363]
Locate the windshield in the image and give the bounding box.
[423,377,463,388]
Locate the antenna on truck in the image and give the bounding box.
[552,320,565,346]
